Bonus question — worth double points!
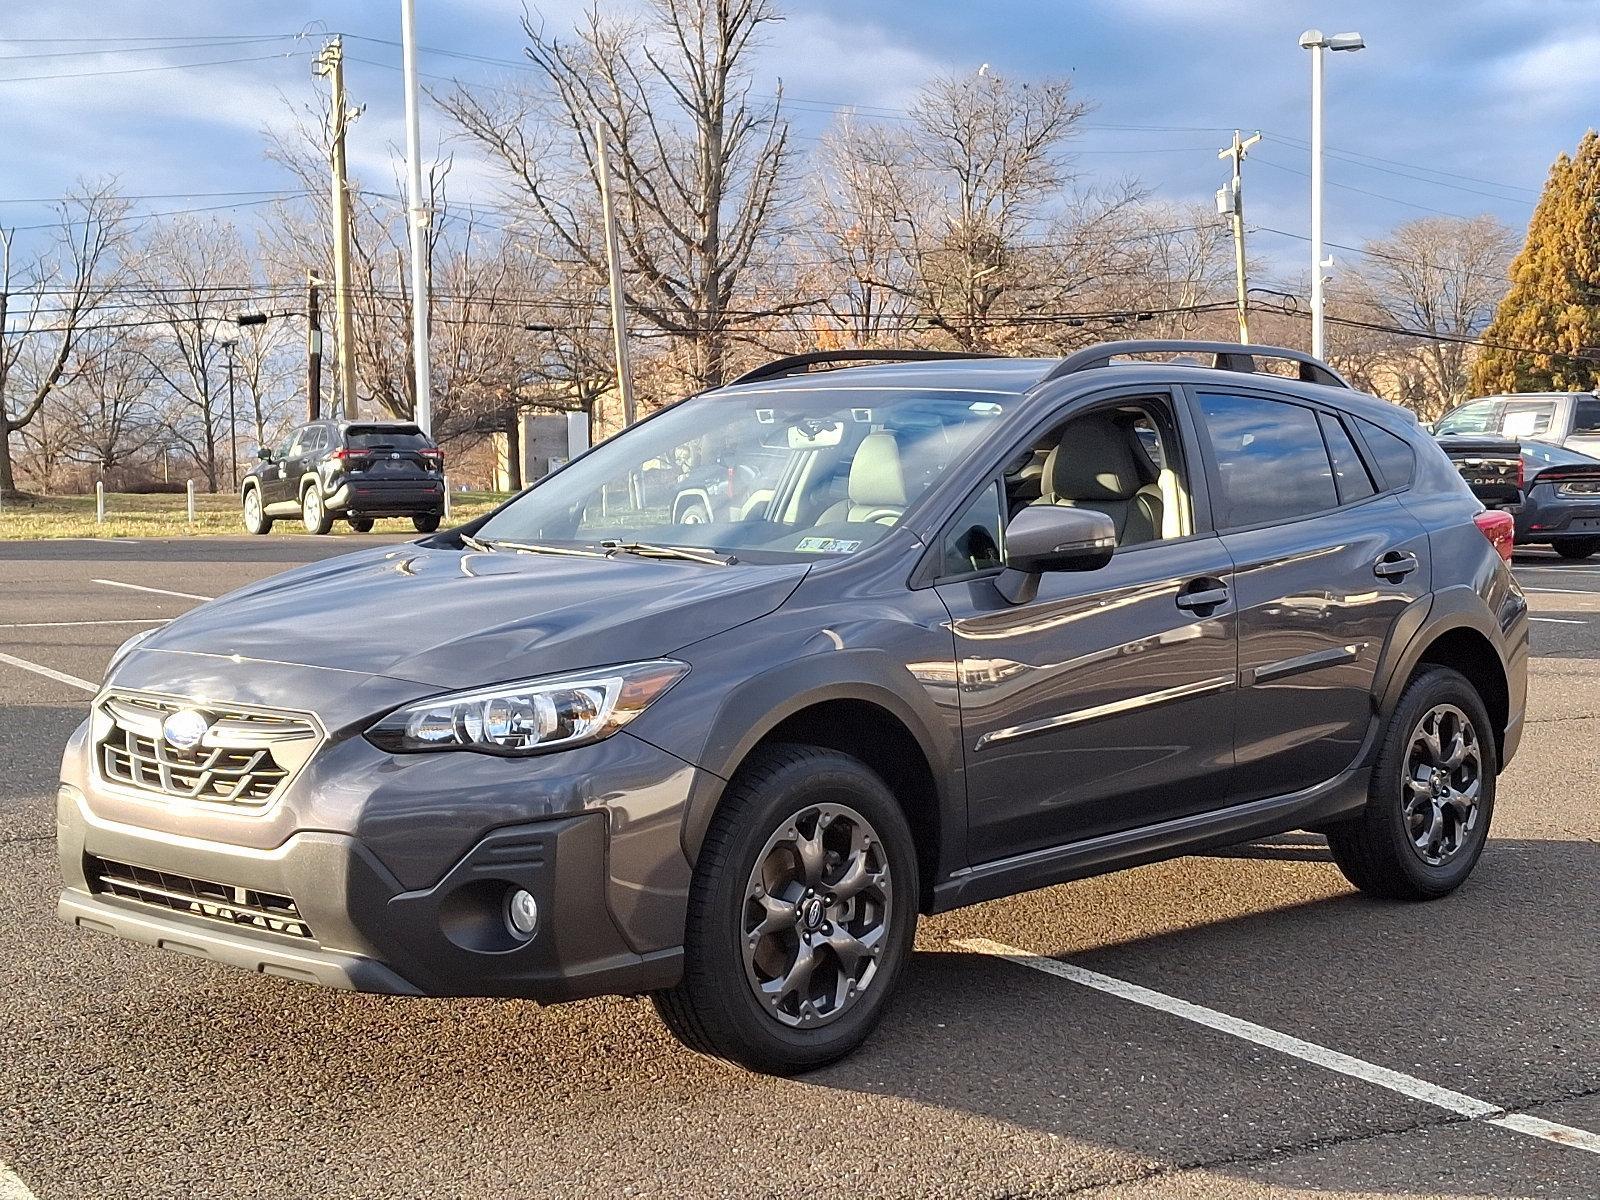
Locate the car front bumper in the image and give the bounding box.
[56,705,700,1002]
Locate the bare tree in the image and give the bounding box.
[60,324,159,476]
[135,216,254,491]
[442,0,796,390]
[0,183,132,498]
[809,70,1089,351]
[1340,215,1516,416]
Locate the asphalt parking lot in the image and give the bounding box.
[1,535,1597,1200]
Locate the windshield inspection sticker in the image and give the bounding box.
[797,537,863,553]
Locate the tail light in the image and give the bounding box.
[1473,510,1515,563]
[421,448,444,468]
[1516,456,1525,491]
[330,448,370,465]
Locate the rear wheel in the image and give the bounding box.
[651,744,918,1075]
[1327,666,1495,901]
[1553,537,1600,560]
[412,512,441,533]
[241,486,272,535]
[301,486,333,535]
[347,517,375,533]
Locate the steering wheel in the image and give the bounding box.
[854,508,903,526]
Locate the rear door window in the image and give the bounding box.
[1320,413,1376,504]
[1197,392,1337,528]
[1573,399,1600,434]
[1500,399,1556,439]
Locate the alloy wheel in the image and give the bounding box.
[1403,703,1482,867]
[244,490,262,531]
[302,490,321,532]
[741,803,892,1029]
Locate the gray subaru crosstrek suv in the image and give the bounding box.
[58,341,1528,1074]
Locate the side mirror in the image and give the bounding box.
[257,447,274,462]
[995,505,1117,605]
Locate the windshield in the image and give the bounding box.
[475,387,1008,561]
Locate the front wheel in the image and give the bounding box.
[1554,537,1600,560]
[651,744,918,1075]
[241,487,272,535]
[301,486,333,535]
[1326,666,1496,901]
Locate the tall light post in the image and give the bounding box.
[401,0,433,437]
[1299,28,1364,359]
[220,337,239,491]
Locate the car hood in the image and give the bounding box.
[114,543,810,696]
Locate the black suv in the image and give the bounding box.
[62,342,1527,1075]
[242,419,445,535]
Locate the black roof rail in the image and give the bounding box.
[727,348,995,386]
[1040,339,1351,389]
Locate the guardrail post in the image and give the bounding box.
[96,481,105,524]
[186,479,195,525]
[443,475,451,521]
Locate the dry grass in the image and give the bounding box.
[0,490,510,540]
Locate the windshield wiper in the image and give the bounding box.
[598,540,735,566]
[488,539,609,558]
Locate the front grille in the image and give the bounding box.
[88,856,313,939]
[95,692,319,808]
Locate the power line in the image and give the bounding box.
[0,49,308,86]
[0,35,300,63]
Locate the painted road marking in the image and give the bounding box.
[1529,616,1588,625]
[0,618,170,629]
[0,652,97,693]
[90,578,213,601]
[956,938,1600,1157]
[0,1163,39,1200]
[1519,587,1597,595]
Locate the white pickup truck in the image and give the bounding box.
[1434,392,1600,454]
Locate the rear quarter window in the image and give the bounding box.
[1356,419,1416,491]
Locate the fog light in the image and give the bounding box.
[505,888,539,940]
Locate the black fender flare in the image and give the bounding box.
[1373,584,1511,723]
[675,646,962,871]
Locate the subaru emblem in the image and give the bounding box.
[161,709,210,751]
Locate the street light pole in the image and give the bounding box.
[1299,29,1364,360]
[221,338,239,491]
[401,0,433,437]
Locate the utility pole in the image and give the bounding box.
[314,37,360,419]
[594,119,636,428]
[221,338,239,490]
[306,274,324,421]
[400,0,433,436]
[1217,130,1261,344]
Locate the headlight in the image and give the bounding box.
[105,626,158,680]
[365,659,688,756]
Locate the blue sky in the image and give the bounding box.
[1,0,1592,280]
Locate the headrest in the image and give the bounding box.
[848,431,907,507]
[1045,414,1150,502]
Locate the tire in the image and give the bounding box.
[347,517,375,533]
[1553,537,1600,560]
[676,499,712,525]
[412,512,441,533]
[651,744,919,1075]
[1326,666,1496,901]
[241,486,272,535]
[301,485,333,535]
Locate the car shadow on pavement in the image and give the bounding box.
[810,836,1600,1198]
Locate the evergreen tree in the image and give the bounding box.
[1472,131,1600,394]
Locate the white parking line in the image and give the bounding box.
[0,651,97,693]
[0,1162,40,1200]
[0,618,170,629]
[1520,587,1597,595]
[1529,616,1588,625]
[956,938,1600,1156]
[90,578,213,601]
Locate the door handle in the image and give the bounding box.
[1373,551,1419,581]
[1176,579,1230,612]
